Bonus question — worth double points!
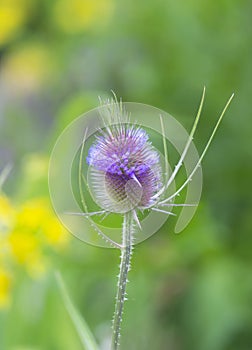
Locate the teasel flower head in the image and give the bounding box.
[84,91,234,226]
[87,107,162,214]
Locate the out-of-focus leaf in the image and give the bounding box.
[55,271,99,350]
[0,163,12,190]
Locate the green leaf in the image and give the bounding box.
[55,271,99,350]
[0,163,12,190]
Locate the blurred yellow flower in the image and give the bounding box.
[1,43,55,92]
[15,198,50,232]
[0,0,29,46]
[0,193,69,307]
[0,195,70,308]
[0,268,12,308]
[13,197,69,254]
[9,229,39,264]
[53,0,114,33]
[43,217,69,248]
[9,230,47,277]
[0,157,70,308]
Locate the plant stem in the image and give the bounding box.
[111,211,134,350]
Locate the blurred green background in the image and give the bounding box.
[0,0,252,349]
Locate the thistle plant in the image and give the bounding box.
[86,107,163,349]
[49,89,234,350]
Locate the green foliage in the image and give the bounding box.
[0,0,252,349]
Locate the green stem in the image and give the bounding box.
[111,211,134,350]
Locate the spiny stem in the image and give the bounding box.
[111,211,134,350]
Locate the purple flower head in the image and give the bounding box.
[87,123,162,213]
